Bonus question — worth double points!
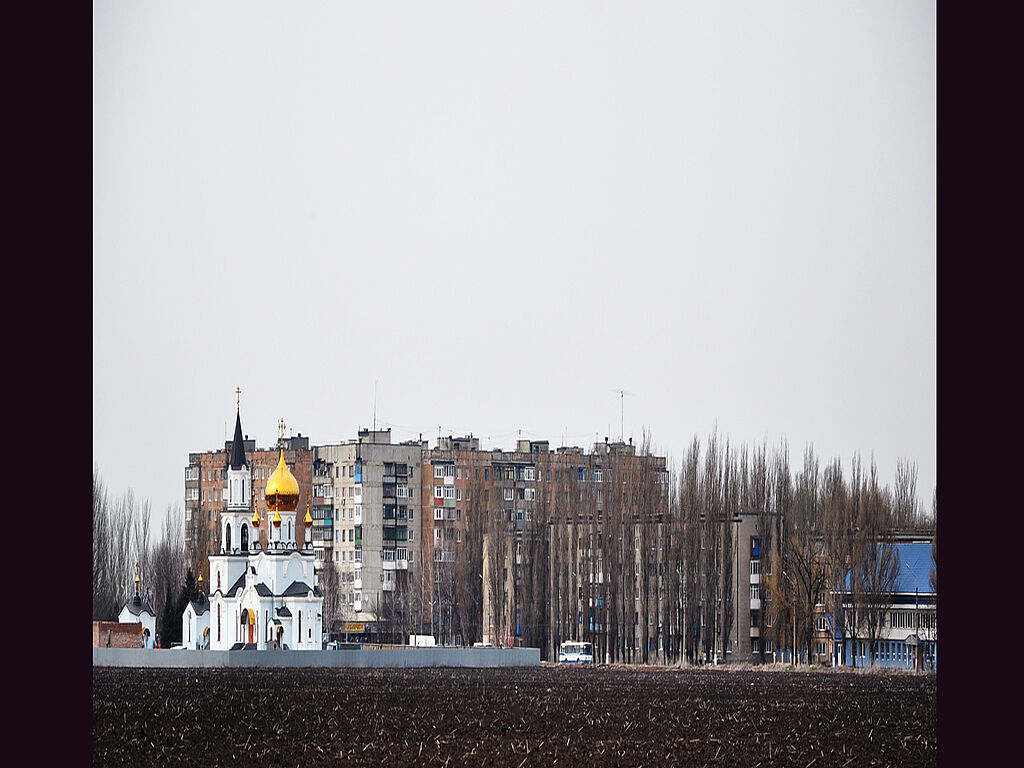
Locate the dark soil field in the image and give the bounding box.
[93,664,936,767]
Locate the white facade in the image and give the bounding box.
[205,408,323,650]
[118,601,156,648]
[208,547,323,650]
[183,598,211,649]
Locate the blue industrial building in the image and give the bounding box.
[835,540,936,669]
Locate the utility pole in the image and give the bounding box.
[783,569,797,666]
[906,563,920,671]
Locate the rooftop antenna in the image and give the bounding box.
[610,389,635,442]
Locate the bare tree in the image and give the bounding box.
[455,468,486,646]
[821,458,851,666]
[720,441,738,662]
[318,557,344,636]
[680,439,702,664]
[484,472,509,646]
[93,466,154,621]
[749,443,773,663]
[893,458,924,530]
[787,446,827,665]
[767,442,792,661]
[856,460,900,665]
[149,504,185,639]
[699,429,722,663]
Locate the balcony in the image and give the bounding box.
[749,598,761,610]
[382,580,395,592]
[749,626,760,638]
[354,576,362,590]
[397,559,409,570]
[354,508,361,524]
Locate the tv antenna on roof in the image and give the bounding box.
[610,389,635,442]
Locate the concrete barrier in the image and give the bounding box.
[93,646,540,669]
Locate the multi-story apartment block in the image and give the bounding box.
[314,429,425,638]
[184,415,312,585]
[418,435,670,657]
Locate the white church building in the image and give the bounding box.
[202,407,323,650]
[118,565,156,648]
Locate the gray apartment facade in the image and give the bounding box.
[314,429,426,633]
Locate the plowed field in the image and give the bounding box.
[93,664,936,766]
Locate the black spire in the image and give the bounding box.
[230,409,248,470]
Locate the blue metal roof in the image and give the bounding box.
[844,541,934,595]
[895,542,933,594]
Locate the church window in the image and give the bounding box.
[217,604,221,642]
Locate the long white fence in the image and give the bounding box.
[93,646,540,668]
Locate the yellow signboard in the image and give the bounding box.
[344,622,365,633]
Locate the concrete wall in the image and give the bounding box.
[93,646,540,669]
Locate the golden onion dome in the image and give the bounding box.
[272,509,282,527]
[265,449,299,511]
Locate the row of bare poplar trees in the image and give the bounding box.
[444,433,933,664]
[93,466,187,639]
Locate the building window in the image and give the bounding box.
[750,583,759,601]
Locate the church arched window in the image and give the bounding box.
[225,523,232,552]
[241,523,249,551]
[217,604,221,642]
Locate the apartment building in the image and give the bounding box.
[419,435,670,656]
[315,429,425,637]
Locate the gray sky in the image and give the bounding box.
[94,1,936,532]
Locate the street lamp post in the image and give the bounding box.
[906,563,919,671]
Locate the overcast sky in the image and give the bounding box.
[94,1,936,533]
